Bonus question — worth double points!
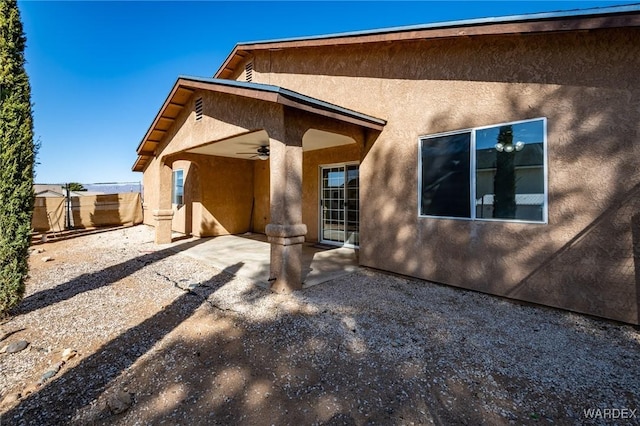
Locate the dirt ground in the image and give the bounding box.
[1,225,639,425]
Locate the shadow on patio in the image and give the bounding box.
[170,232,359,289]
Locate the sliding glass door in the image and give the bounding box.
[320,164,359,247]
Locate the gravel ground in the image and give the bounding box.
[0,225,639,425]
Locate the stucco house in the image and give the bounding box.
[133,5,640,324]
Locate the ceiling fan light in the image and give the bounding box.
[257,153,269,160]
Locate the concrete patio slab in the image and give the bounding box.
[168,233,358,288]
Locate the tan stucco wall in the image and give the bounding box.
[142,157,158,225]
[148,155,257,237]
[252,159,270,233]
[302,144,361,242]
[245,28,640,323]
[156,89,285,159]
[191,155,255,236]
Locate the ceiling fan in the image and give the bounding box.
[236,145,270,161]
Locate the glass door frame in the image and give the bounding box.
[318,161,360,248]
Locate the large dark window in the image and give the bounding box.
[419,118,547,223]
[420,133,471,218]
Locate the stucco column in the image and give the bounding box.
[154,161,174,244]
[266,115,307,293]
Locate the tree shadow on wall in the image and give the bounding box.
[361,78,640,323]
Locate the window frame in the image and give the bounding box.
[417,117,548,224]
[172,169,184,206]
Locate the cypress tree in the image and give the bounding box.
[0,0,36,317]
[493,125,516,219]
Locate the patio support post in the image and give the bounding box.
[266,113,307,293]
[154,161,174,244]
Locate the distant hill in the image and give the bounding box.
[35,183,143,197]
[84,183,143,195]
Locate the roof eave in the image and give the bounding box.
[135,81,193,154]
[214,43,248,81]
[214,4,640,79]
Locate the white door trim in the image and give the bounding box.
[318,161,360,248]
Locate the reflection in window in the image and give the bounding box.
[419,118,546,223]
[172,169,184,205]
[475,120,545,221]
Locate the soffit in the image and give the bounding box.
[133,86,195,172]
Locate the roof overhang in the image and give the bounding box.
[132,76,386,172]
[215,4,640,79]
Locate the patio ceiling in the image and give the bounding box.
[183,129,356,161]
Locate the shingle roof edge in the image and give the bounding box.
[237,3,640,46]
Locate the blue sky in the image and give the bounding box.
[19,1,635,184]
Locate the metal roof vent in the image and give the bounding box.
[195,97,203,121]
[245,61,253,82]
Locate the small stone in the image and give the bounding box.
[61,348,77,361]
[42,256,53,262]
[39,361,64,384]
[40,370,57,383]
[107,389,133,414]
[342,317,357,333]
[23,383,40,396]
[1,393,21,405]
[5,340,29,354]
